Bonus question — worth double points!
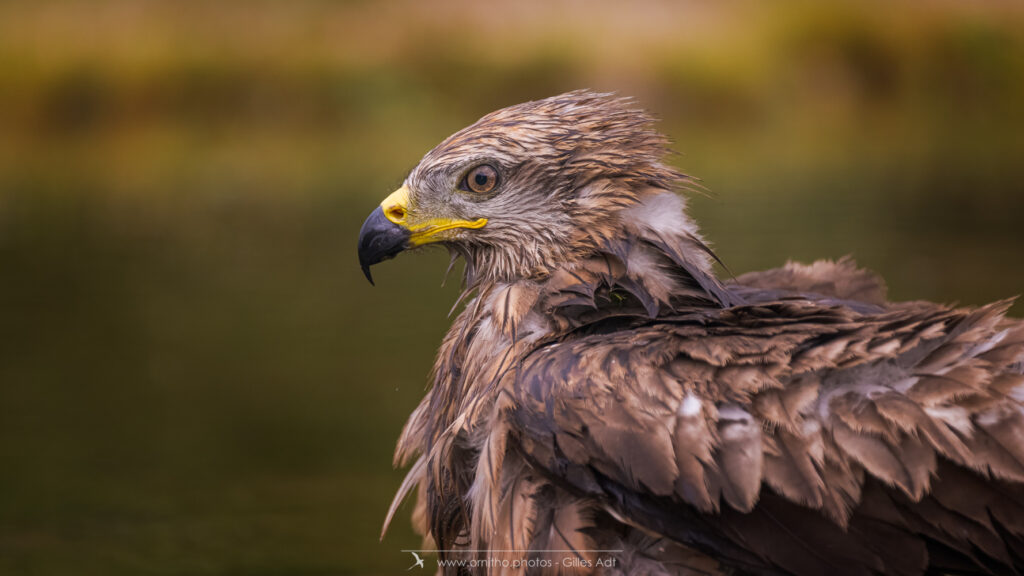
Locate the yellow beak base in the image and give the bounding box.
[379,185,487,246]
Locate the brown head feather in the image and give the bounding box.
[404,90,693,284]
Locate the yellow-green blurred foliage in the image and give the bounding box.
[1,1,1023,574]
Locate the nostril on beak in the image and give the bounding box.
[385,206,406,221]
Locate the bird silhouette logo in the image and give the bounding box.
[407,551,425,570]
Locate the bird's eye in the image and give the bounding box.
[460,164,499,195]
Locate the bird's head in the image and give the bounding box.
[357,90,691,285]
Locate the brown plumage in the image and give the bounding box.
[357,91,1024,575]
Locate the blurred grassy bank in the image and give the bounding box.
[1,1,1023,574]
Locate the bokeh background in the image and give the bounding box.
[2,1,1023,574]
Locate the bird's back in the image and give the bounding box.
[503,257,1024,575]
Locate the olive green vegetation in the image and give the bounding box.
[1,1,1023,574]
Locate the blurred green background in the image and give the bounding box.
[1,1,1023,574]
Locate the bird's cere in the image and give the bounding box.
[380,185,411,225]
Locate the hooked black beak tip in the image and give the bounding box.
[357,206,410,285]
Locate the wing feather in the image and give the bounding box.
[505,282,1024,574]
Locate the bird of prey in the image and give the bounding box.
[357,91,1024,575]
